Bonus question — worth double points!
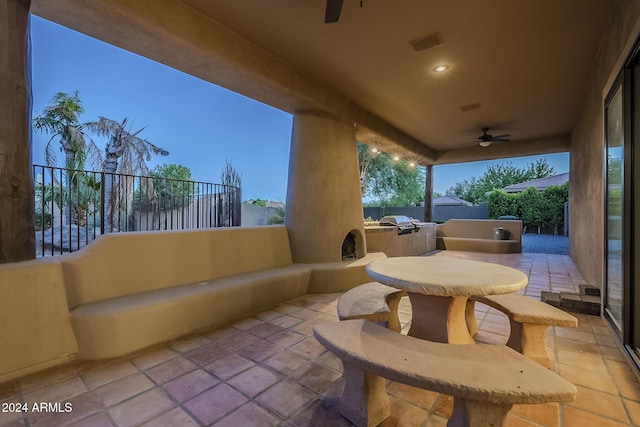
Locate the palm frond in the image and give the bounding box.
[86,116,168,176]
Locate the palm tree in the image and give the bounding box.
[33,91,101,225]
[33,92,83,165]
[85,117,168,231]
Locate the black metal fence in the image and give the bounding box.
[34,165,241,256]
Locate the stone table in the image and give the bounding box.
[366,256,528,344]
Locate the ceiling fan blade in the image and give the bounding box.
[491,134,511,140]
[325,0,344,23]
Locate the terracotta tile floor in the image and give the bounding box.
[1,251,639,426]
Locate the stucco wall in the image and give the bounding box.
[570,0,640,289]
[0,260,78,383]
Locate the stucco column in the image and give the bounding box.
[424,164,433,222]
[0,0,35,263]
[286,111,365,263]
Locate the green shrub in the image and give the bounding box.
[488,182,568,234]
[542,182,568,234]
[488,189,519,219]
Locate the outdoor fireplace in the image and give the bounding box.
[285,111,367,263]
[342,232,356,259]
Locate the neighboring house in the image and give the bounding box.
[433,195,473,206]
[502,172,569,193]
[432,195,486,221]
[242,200,285,226]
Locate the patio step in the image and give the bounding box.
[541,290,600,316]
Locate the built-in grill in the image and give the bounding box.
[379,215,419,235]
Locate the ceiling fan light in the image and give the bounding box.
[478,141,491,147]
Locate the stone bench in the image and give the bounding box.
[437,236,521,253]
[314,319,576,427]
[62,226,385,359]
[436,219,522,253]
[466,293,578,368]
[336,282,406,332]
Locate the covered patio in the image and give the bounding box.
[1,251,637,427]
[2,1,640,425]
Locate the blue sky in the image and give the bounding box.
[30,16,568,200]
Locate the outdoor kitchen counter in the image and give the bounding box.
[364,222,436,256]
[365,256,528,344]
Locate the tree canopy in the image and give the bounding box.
[33,91,101,170]
[446,159,555,205]
[85,117,168,176]
[358,142,425,207]
[150,163,193,181]
[148,163,195,209]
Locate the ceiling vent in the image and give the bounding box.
[460,103,482,112]
[410,33,443,52]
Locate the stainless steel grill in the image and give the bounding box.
[379,215,419,235]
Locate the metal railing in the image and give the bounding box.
[34,165,241,257]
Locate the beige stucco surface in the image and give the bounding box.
[71,266,312,359]
[365,223,436,257]
[314,319,576,403]
[366,257,527,297]
[435,219,522,253]
[286,111,366,263]
[63,225,380,359]
[570,1,640,289]
[0,225,383,378]
[314,319,576,426]
[61,226,294,307]
[0,260,78,383]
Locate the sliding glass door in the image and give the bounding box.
[605,43,640,367]
[605,83,624,336]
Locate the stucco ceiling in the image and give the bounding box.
[179,0,611,156]
[30,0,613,164]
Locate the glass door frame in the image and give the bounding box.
[604,38,640,369]
[604,74,626,342]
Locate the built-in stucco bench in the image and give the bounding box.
[336,282,406,332]
[466,294,578,368]
[62,226,385,359]
[314,319,576,427]
[436,219,522,253]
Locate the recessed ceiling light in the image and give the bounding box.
[433,65,449,73]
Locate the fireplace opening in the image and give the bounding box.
[342,232,356,260]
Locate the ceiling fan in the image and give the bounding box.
[325,0,344,23]
[474,127,511,147]
[325,0,363,23]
